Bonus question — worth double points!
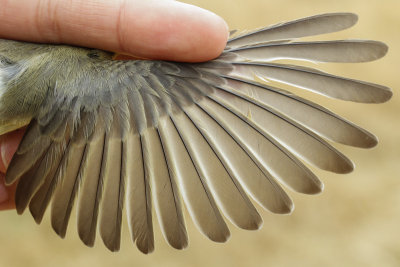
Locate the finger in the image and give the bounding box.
[0,0,229,62]
[0,129,25,210]
[0,128,26,173]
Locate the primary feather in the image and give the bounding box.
[0,13,391,252]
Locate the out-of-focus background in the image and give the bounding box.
[1,0,399,266]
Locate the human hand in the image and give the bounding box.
[0,0,229,210]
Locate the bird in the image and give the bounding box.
[0,12,391,253]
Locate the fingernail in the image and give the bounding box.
[222,18,229,39]
[0,137,13,170]
[0,139,8,170]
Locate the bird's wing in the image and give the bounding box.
[4,13,391,253]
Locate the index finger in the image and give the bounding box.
[0,0,229,62]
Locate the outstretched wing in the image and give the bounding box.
[5,13,391,253]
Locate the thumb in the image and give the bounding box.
[0,128,25,173]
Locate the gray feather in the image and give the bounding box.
[221,77,378,148]
[0,12,391,253]
[228,13,358,47]
[76,131,106,247]
[125,133,154,254]
[142,127,188,249]
[99,136,124,252]
[230,40,388,63]
[197,96,322,194]
[158,116,230,242]
[230,62,392,103]
[28,140,70,223]
[51,143,86,237]
[17,140,66,215]
[184,104,293,212]
[211,87,354,173]
[171,111,263,230]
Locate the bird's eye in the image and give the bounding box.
[87,51,100,59]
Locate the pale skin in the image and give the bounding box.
[0,0,229,210]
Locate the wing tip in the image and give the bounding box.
[4,172,16,186]
[4,161,22,186]
[355,84,392,104]
[285,179,324,197]
[78,230,96,248]
[51,223,67,239]
[372,41,389,60]
[264,195,295,215]
[276,202,295,215]
[358,133,379,149]
[15,193,29,215]
[336,159,355,174]
[343,12,358,24]
[306,12,358,31]
[239,216,263,231]
[16,205,25,215]
[304,180,324,195]
[136,243,155,254]
[103,241,121,252]
[30,208,45,224]
[380,87,393,103]
[207,230,231,243]
[330,12,358,24]
[168,239,189,250]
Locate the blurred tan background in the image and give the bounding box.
[1,0,399,266]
